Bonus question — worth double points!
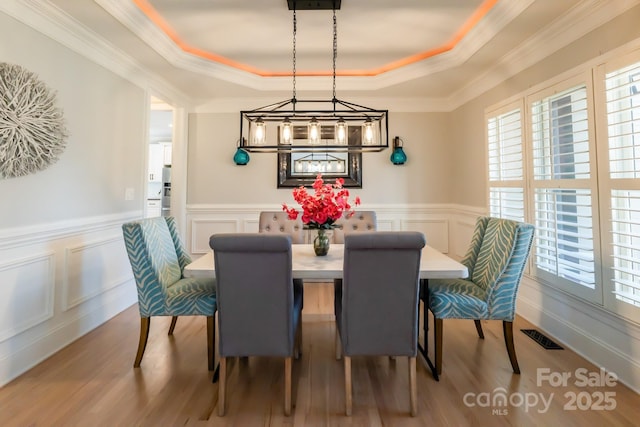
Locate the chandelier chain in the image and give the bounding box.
[292,6,297,101]
[332,6,337,101]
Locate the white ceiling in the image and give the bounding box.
[40,0,640,108]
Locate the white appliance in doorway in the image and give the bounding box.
[161,166,171,217]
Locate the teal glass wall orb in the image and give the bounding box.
[390,147,407,165]
[233,147,250,165]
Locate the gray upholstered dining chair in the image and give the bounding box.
[332,211,377,320]
[122,217,217,371]
[259,211,304,307]
[209,234,303,417]
[259,211,305,243]
[332,210,377,243]
[335,231,426,416]
[424,216,534,376]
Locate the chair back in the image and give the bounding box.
[122,217,188,317]
[470,217,534,320]
[259,211,305,244]
[209,234,297,357]
[339,231,425,356]
[332,211,377,243]
[459,216,491,277]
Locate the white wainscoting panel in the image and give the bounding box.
[191,219,240,253]
[186,204,455,256]
[243,218,259,233]
[0,253,55,342]
[0,212,139,387]
[401,218,449,253]
[63,236,132,311]
[450,216,478,259]
[376,219,394,231]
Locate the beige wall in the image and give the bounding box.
[0,12,146,229]
[187,111,453,205]
[0,8,145,387]
[450,4,640,208]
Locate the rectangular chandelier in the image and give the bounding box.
[239,98,388,153]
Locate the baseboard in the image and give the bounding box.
[517,290,640,394]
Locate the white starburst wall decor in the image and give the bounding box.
[0,62,68,179]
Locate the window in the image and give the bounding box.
[486,51,640,321]
[601,57,640,316]
[528,83,600,302]
[487,104,525,222]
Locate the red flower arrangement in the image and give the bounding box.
[282,174,361,230]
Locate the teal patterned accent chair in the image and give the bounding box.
[122,217,217,371]
[426,216,534,375]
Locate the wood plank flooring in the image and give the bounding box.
[1,283,639,426]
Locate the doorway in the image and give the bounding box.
[146,96,174,218]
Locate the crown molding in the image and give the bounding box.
[193,96,454,114]
[95,0,531,92]
[447,0,640,110]
[3,0,638,113]
[0,0,191,108]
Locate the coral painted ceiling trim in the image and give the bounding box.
[132,0,499,78]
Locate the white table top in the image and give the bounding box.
[183,244,468,280]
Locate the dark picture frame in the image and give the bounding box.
[277,125,362,188]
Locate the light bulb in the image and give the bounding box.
[363,119,374,145]
[309,118,320,144]
[254,118,265,145]
[281,118,292,145]
[335,119,347,144]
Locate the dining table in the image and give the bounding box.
[183,243,468,381]
[184,244,468,280]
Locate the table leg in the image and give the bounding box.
[211,363,220,383]
[418,279,439,381]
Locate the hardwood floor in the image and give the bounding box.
[1,283,639,426]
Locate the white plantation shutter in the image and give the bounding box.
[489,187,524,222]
[533,188,595,288]
[484,51,640,322]
[605,60,640,310]
[487,107,525,222]
[610,190,640,307]
[531,86,591,180]
[529,83,599,301]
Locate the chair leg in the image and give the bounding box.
[434,317,443,375]
[207,316,215,371]
[409,356,417,416]
[344,356,352,416]
[294,322,302,359]
[168,316,178,335]
[335,328,342,360]
[503,321,521,374]
[218,357,227,416]
[284,357,292,416]
[134,317,150,367]
[474,319,485,339]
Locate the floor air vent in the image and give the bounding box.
[521,329,564,350]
